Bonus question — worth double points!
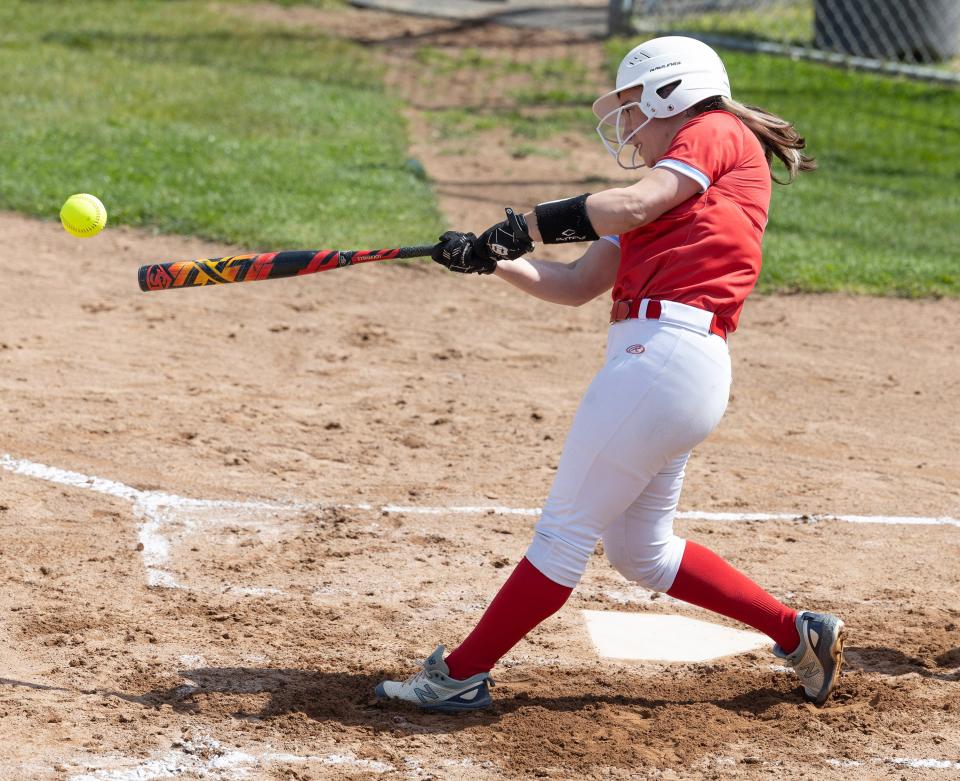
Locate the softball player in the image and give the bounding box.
[377,36,845,711]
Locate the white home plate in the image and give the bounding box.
[583,610,770,662]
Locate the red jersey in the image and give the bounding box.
[609,110,772,335]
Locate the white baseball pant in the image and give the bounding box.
[525,300,732,590]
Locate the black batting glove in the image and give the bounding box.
[431,231,497,275]
[475,208,534,263]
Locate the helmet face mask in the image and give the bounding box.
[593,36,732,167]
[596,101,652,170]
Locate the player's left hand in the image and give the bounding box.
[475,208,534,262]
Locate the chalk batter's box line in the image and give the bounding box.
[2,454,958,593]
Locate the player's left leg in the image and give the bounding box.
[375,554,573,710]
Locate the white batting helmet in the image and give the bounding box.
[592,36,731,121]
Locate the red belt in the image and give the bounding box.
[610,298,727,341]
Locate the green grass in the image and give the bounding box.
[413,46,596,111]
[267,0,345,7]
[415,44,599,138]
[0,1,441,249]
[1,1,955,296]
[606,40,960,296]
[425,105,596,141]
[638,1,812,47]
[415,47,500,75]
[508,144,568,160]
[415,46,590,82]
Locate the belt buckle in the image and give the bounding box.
[610,299,631,324]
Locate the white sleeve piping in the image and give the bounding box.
[654,158,711,193]
[600,235,620,248]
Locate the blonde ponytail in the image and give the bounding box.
[694,96,817,184]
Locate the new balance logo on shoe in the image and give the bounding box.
[415,683,440,704]
[797,661,820,680]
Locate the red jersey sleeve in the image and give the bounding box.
[653,111,745,192]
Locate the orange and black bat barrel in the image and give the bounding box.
[138,245,436,292]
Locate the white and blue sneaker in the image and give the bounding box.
[773,610,846,706]
[375,646,494,712]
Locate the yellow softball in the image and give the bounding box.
[60,193,107,238]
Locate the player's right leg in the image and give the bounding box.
[603,455,845,706]
[772,611,846,706]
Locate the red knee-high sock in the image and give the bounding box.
[667,540,800,653]
[445,557,572,680]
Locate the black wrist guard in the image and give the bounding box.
[534,193,599,244]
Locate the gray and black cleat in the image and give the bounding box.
[774,610,846,706]
[375,645,494,712]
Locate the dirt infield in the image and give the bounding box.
[1,209,958,780]
[1,6,958,778]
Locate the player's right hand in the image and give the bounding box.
[431,231,498,275]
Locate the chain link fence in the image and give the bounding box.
[612,0,960,79]
[345,0,958,175]
[342,0,958,293]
